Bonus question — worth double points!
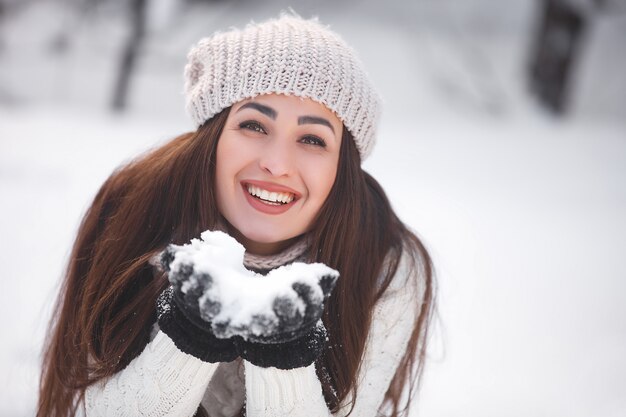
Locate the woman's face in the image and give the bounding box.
[215,94,343,255]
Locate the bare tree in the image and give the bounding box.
[111,0,147,110]
[527,0,625,114]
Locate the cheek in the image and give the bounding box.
[304,158,338,207]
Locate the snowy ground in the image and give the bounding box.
[1,1,625,416]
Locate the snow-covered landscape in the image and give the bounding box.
[1,0,625,416]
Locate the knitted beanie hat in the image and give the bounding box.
[184,14,382,160]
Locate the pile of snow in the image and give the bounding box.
[163,230,338,341]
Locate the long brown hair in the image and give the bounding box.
[37,107,436,416]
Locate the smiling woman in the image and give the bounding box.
[37,13,436,417]
[217,95,342,254]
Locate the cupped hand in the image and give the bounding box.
[160,231,338,343]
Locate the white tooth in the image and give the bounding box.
[247,184,295,204]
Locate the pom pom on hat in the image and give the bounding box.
[184,13,382,160]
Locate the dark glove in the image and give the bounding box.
[156,230,339,369]
[237,321,328,370]
[156,243,238,363]
[235,268,338,370]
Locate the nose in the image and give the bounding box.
[258,138,295,177]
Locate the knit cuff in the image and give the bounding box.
[244,362,328,413]
[150,331,222,381]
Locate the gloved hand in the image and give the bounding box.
[156,233,239,363]
[235,264,338,369]
[157,230,338,369]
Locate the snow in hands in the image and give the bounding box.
[160,230,339,343]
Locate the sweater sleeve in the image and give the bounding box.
[244,251,423,417]
[84,331,219,417]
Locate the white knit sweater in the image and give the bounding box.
[84,247,423,417]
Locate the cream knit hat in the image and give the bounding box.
[184,14,382,160]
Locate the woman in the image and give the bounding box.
[37,14,436,417]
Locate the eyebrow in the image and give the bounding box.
[237,102,277,119]
[298,116,335,134]
[237,102,335,134]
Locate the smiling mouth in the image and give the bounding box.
[245,184,296,205]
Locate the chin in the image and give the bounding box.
[237,223,295,245]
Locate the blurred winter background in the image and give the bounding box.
[1,0,625,415]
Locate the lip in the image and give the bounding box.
[241,180,301,215]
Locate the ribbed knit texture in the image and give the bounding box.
[243,235,309,270]
[184,14,382,160]
[244,363,329,417]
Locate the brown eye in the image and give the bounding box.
[239,121,266,134]
[300,135,327,148]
